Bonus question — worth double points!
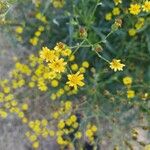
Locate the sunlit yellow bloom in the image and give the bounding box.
[49,58,67,73]
[142,1,150,12]
[67,72,84,90]
[109,59,125,72]
[40,47,57,62]
[129,4,141,15]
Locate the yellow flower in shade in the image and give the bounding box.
[128,28,137,36]
[105,12,112,21]
[127,90,135,99]
[82,61,89,68]
[112,7,120,16]
[135,18,145,30]
[49,58,67,73]
[40,47,56,62]
[129,4,141,15]
[113,0,122,5]
[142,1,150,12]
[109,59,125,72]
[123,76,132,85]
[67,72,85,90]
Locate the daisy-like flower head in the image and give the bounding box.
[142,1,150,12]
[66,72,85,90]
[40,47,57,62]
[129,4,141,15]
[49,58,67,73]
[109,59,125,72]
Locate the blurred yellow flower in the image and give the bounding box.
[123,76,132,85]
[128,28,137,36]
[105,12,112,21]
[112,7,120,16]
[127,90,135,99]
[15,26,23,34]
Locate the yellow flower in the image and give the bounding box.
[91,125,97,132]
[58,120,65,129]
[49,58,67,73]
[51,79,59,87]
[85,129,93,137]
[123,76,132,85]
[75,132,82,139]
[67,72,85,90]
[142,1,150,12]
[32,141,39,149]
[21,103,28,111]
[29,37,38,46]
[105,12,112,21]
[127,90,135,99]
[71,64,78,71]
[65,101,72,110]
[50,93,57,100]
[109,59,125,72]
[70,115,77,123]
[40,47,56,62]
[112,7,120,16]
[113,0,122,5]
[82,61,89,68]
[135,18,145,30]
[128,28,137,36]
[129,4,141,15]
[49,130,55,137]
[15,26,23,34]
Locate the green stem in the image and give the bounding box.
[95,50,110,63]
